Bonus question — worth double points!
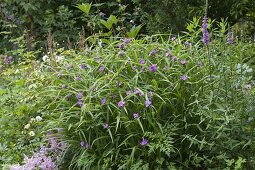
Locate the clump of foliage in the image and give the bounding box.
[12,18,253,169]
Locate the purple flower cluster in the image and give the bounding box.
[9,132,66,170]
[80,141,89,149]
[227,31,234,44]
[202,16,210,46]
[76,92,83,107]
[3,56,12,64]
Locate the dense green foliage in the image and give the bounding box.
[1,17,255,169]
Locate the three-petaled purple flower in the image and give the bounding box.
[103,123,109,129]
[99,66,105,72]
[139,59,145,65]
[150,64,157,72]
[80,64,86,70]
[101,98,106,105]
[181,75,188,81]
[118,101,125,107]
[180,60,187,66]
[145,99,152,107]
[202,16,210,46]
[140,138,149,146]
[133,113,139,119]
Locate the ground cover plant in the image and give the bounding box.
[1,17,255,169]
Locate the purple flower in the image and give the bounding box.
[140,138,149,146]
[80,141,89,148]
[103,123,109,129]
[202,16,210,46]
[76,75,82,81]
[77,99,83,107]
[101,98,106,105]
[76,92,83,99]
[139,59,145,64]
[165,51,172,57]
[122,38,131,44]
[180,60,187,66]
[80,63,86,70]
[99,66,105,72]
[171,36,176,41]
[181,75,188,81]
[148,91,154,98]
[184,41,191,46]
[126,90,132,96]
[133,113,139,119]
[149,49,158,56]
[134,88,143,96]
[150,64,157,72]
[49,138,58,150]
[118,101,125,107]
[227,32,234,44]
[141,66,145,71]
[118,43,125,49]
[3,56,12,64]
[171,56,176,61]
[132,65,137,70]
[145,99,152,107]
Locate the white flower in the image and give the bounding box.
[35,116,42,121]
[29,131,35,136]
[56,55,63,62]
[42,55,49,62]
[24,124,30,129]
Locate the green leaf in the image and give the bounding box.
[76,3,92,15]
[100,19,112,30]
[127,25,142,38]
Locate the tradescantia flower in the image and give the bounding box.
[140,138,149,146]
[145,99,152,107]
[181,75,188,81]
[150,64,157,72]
[103,123,109,129]
[101,98,106,105]
[80,63,86,70]
[180,60,187,66]
[139,59,145,64]
[118,101,125,107]
[227,31,234,44]
[76,75,82,81]
[133,113,139,119]
[99,66,105,72]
